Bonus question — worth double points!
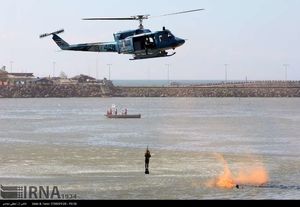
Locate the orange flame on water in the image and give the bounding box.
[207,154,269,189]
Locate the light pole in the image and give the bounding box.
[96,59,99,79]
[283,64,289,81]
[10,61,14,73]
[165,64,171,86]
[52,61,56,78]
[224,64,229,83]
[107,64,112,80]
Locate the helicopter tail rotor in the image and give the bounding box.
[39,29,69,50]
[39,29,65,39]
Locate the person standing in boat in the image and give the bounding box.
[145,147,151,174]
[124,108,128,115]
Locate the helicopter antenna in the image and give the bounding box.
[82,9,204,30]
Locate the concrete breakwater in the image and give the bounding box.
[114,81,300,97]
[0,84,113,98]
[114,86,300,97]
[1,81,300,98]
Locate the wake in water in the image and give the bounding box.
[257,183,300,190]
[207,154,269,189]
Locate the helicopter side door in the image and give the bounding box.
[132,34,156,53]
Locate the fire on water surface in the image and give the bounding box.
[207,154,269,189]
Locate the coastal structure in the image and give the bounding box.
[1,65,300,98]
[71,74,96,84]
[0,66,115,98]
[1,80,300,98]
[0,66,35,86]
[114,81,300,98]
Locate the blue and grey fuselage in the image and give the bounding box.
[43,28,185,60]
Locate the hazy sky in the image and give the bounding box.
[1,0,299,80]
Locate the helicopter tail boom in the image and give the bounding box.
[65,42,117,53]
[40,29,118,52]
[40,29,70,50]
[52,34,70,50]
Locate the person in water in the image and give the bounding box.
[145,147,151,174]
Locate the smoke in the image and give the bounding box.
[207,154,269,189]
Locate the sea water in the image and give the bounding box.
[0,98,299,199]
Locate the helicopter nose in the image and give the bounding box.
[176,38,185,47]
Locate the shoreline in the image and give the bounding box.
[1,81,300,98]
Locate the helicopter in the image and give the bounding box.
[40,9,204,60]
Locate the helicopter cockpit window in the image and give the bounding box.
[159,31,174,43]
[168,32,174,39]
[159,32,167,42]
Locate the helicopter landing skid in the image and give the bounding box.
[130,52,176,61]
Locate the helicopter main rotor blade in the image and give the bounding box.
[83,9,203,21]
[82,17,136,21]
[153,9,205,18]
